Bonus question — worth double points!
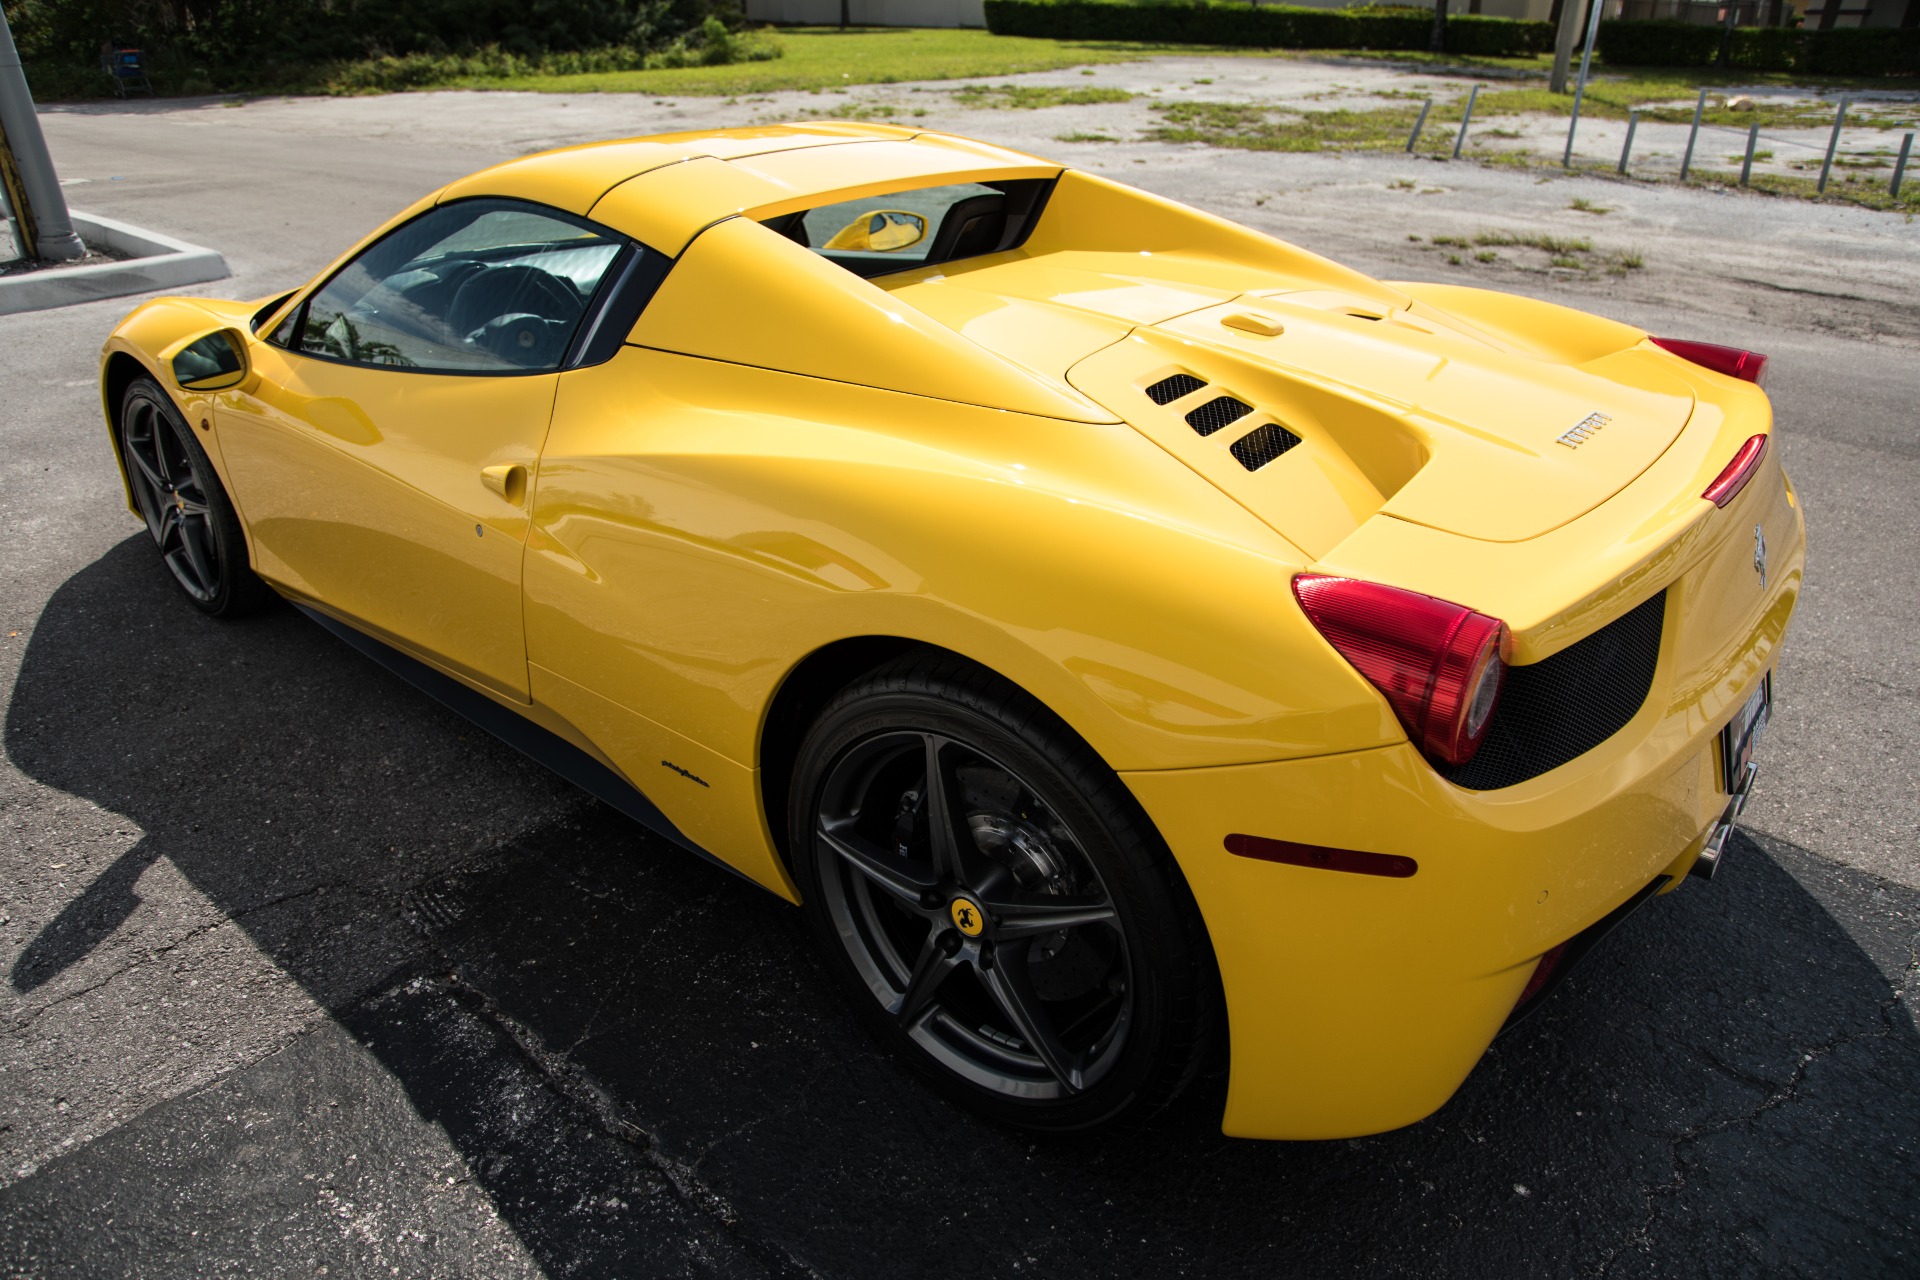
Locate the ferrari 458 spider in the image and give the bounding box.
[99,124,1802,1139]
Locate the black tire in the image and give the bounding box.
[118,377,272,618]
[790,652,1220,1133]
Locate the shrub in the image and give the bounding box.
[982,0,1552,58]
[1596,18,1920,75]
[1593,19,1721,67]
[4,0,774,97]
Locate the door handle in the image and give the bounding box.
[480,463,528,505]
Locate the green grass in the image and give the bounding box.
[1416,227,1645,274]
[442,28,1162,96]
[950,83,1133,108]
[1568,197,1612,214]
[1149,100,1427,152]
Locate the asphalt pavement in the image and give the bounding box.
[1,72,1916,1279]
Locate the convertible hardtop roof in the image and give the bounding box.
[436,124,1061,256]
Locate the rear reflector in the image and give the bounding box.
[1701,433,1769,507]
[1514,941,1571,1009]
[1225,833,1418,879]
[1650,337,1768,387]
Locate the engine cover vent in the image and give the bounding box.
[1230,423,1303,471]
[1185,396,1253,438]
[1145,374,1207,405]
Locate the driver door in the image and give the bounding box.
[217,199,627,702]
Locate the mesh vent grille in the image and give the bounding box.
[1185,396,1253,438]
[1230,423,1303,471]
[1441,590,1667,791]
[1146,374,1207,405]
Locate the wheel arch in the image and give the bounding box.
[757,634,934,881]
[101,349,156,513]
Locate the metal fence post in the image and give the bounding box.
[1739,120,1760,187]
[1407,98,1433,153]
[1893,132,1914,199]
[1817,97,1849,194]
[1562,0,1608,167]
[1618,108,1639,175]
[0,8,83,261]
[1680,87,1707,180]
[1452,84,1480,159]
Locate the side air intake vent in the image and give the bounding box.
[1146,374,1207,405]
[1440,590,1667,791]
[1185,396,1252,438]
[1230,423,1302,471]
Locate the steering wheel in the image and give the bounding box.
[448,265,584,367]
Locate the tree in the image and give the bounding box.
[1428,0,1448,54]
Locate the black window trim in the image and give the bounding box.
[267,195,670,379]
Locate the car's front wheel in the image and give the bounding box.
[790,654,1220,1132]
[118,377,271,618]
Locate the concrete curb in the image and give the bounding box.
[0,211,228,316]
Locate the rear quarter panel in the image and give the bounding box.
[522,347,1406,885]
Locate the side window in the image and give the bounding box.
[763,178,1052,279]
[287,199,625,373]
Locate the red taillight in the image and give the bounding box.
[1701,433,1769,507]
[1650,336,1768,387]
[1292,575,1510,768]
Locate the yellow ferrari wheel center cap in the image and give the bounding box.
[949,897,985,937]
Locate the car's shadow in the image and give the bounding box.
[7,538,1918,1277]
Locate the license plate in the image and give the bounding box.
[1720,673,1772,794]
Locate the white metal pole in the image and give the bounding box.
[1407,98,1434,153]
[1618,108,1638,175]
[1562,0,1608,168]
[1452,85,1480,159]
[1680,87,1707,180]
[1817,98,1849,194]
[0,8,83,261]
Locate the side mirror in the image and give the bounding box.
[171,329,250,392]
[823,210,928,253]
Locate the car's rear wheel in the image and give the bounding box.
[790,654,1219,1132]
[119,377,271,618]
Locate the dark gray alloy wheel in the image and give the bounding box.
[119,378,271,617]
[792,656,1219,1131]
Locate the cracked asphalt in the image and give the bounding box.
[3,58,1918,1278]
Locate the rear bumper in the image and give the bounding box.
[1120,466,1805,1141]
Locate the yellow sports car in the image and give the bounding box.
[98,124,1802,1140]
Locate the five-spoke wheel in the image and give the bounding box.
[792,657,1218,1131]
[119,378,270,617]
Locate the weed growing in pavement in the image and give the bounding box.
[953,83,1133,109]
[1414,229,1642,275]
[1148,100,1426,152]
[1569,198,1612,214]
[1055,131,1121,142]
